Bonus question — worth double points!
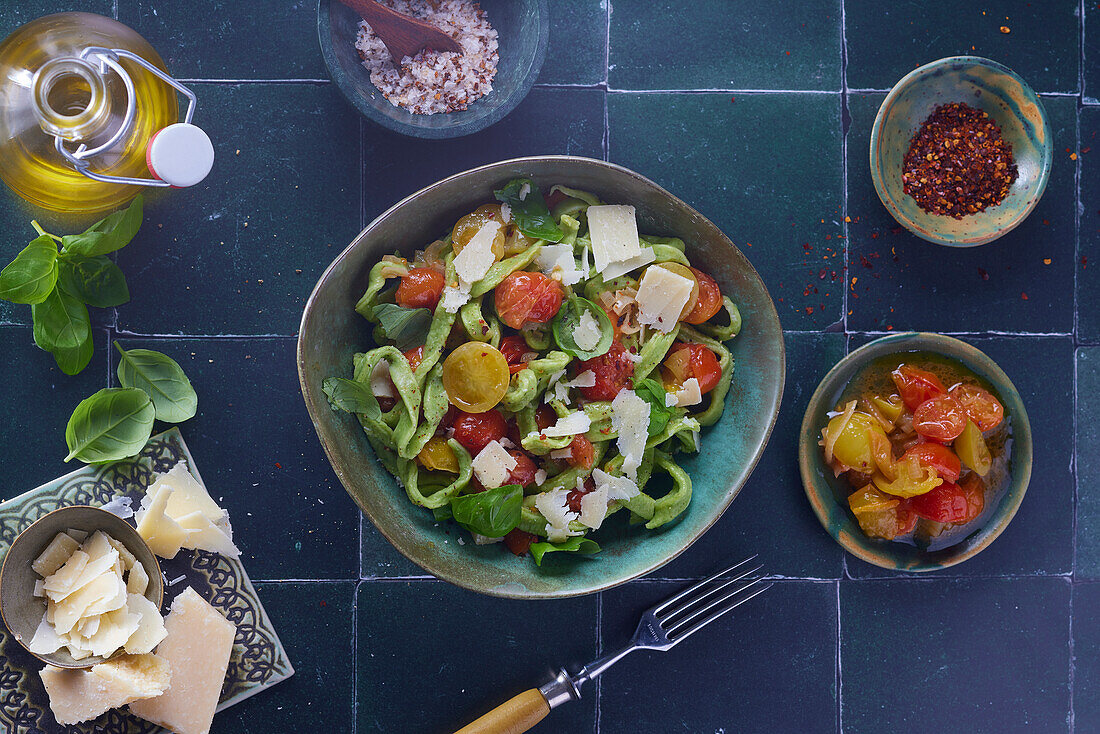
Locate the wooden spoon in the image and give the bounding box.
[339,0,463,62]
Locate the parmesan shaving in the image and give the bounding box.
[541,411,592,437]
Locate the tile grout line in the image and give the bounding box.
[353,579,361,734]
[835,580,843,734]
[1069,579,1076,733]
[840,0,850,348]
[602,0,611,164]
[594,591,603,734]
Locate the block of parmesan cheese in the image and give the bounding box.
[129,587,236,734]
[40,653,170,725]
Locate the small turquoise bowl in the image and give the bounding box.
[798,333,1032,572]
[318,0,548,139]
[869,56,1052,247]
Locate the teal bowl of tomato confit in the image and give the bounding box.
[798,332,1032,572]
[869,56,1052,247]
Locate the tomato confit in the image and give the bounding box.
[323,179,743,565]
[821,359,1011,545]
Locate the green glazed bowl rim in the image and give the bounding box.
[798,332,1033,572]
[316,0,549,139]
[297,155,786,598]
[868,55,1053,247]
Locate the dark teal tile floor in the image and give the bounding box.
[0,2,1095,732]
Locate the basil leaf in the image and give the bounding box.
[0,235,59,305]
[529,537,601,566]
[432,504,454,521]
[633,377,672,436]
[115,342,198,423]
[494,178,565,242]
[452,484,523,538]
[372,303,432,352]
[51,332,94,376]
[551,296,613,360]
[31,285,90,351]
[61,195,143,257]
[59,254,129,308]
[64,387,155,464]
[322,376,382,420]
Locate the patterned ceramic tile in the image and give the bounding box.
[117,0,326,80]
[846,335,1074,578]
[1079,108,1100,343]
[608,91,846,331]
[599,579,836,733]
[841,577,1071,732]
[356,580,598,733]
[1077,347,1100,580]
[538,0,606,86]
[114,83,362,337]
[845,0,1081,94]
[609,0,842,91]
[112,337,359,581]
[0,429,293,733]
[657,332,847,580]
[846,93,1077,335]
[362,87,605,217]
[215,581,355,733]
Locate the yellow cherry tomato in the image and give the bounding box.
[442,342,510,413]
[418,436,459,473]
[824,411,887,472]
[955,420,992,477]
[650,262,700,320]
[872,455,942,498]
[452,204,506,260]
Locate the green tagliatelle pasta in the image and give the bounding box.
[326,179,744,565]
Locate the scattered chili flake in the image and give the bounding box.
[1043,258,1052,265]
[1021,292,1029,300]
[1071,152,1078,161]
[978,267,990,281]
[1082,256,1089,269]
[901,102,1018,218]
[1000,25,1011,33]
[275,462,283,469]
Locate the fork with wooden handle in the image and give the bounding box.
[454,557,770,734]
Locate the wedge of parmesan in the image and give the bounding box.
[41,653,170,726]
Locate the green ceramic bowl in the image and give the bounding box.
[298,156,785,598]
[799,333,1033,571]
[869,56,1052,247]
[0,505,164,668]
[317,0,548,139]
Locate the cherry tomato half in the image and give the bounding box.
[910,480,970,524]
[949,383,1004,432]
[895,498,918,535]
[578,341,635,401]
[503,528,538,556]
[902,442,962,482]
[683,267,724,324]
[404,345,425,372]
[451,409,508,455]
[912,394,968,442]
[506,450,538,488]
[567,477,596,513]
[891,364,948,411]
[663,342,722,394]
[568,434,596,469]
[452,204,505,260]
[498,335,533,375]
[417,436,459,473]
[494,271,564,330]
[442,342,510,413]
[395,267,445,309]
[958,473,985,524]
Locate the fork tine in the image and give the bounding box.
[667,581,773,645]
[657,563,762,627]
[651,555,757,617]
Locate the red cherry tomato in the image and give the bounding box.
[910,481,970,523]
[958,474,985,524]
[902,443,962,482]
[568,435,596,469]
[665,342,722,394]
[913,394,968,442]
[403,345,425,372]
[498,335,533,375]
[395,267,445,309]
[535,405,558,431]
[891,364,948,411]
[949,383,1004,432]
[895,498,918,535]
[451,410,507,455]
[505,450,537,488]
[578,341,635,401]
[567,477,595,513]
[494,271,564,330]
[503,528,538,556]
[682,267,724,324]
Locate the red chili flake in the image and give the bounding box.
[978,267,990,281]
[319,600,327,608]
[730,96,736,102]
[901,103,1018,217]
[1083,147,1092,154]
[785,51,791,56]
[1021,292,1029,300]
[275,462,282,469]
[805,306,814,314]
[871,232,879,239]
[1082,257,1089,269]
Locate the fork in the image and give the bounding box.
[454,557,771,734]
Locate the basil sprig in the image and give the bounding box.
[633,377,673,436]
[0,196,144,375]
[451,484,523,538]
[322,377,382,420]
[116,342,198,423]
[552,296,614,361]
[372,303,432,352]
[530,537,601,566]
[493,178,565,242]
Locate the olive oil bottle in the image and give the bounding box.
[0,13,212,214]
